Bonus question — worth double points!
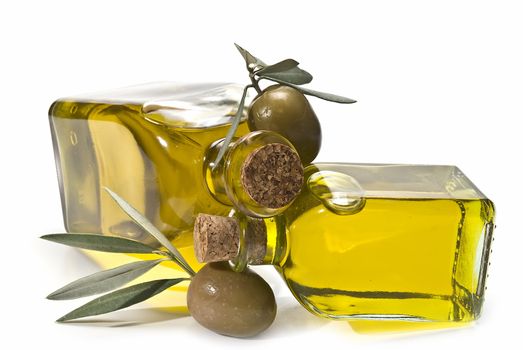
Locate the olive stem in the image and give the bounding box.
[167,252,196,277]
[212,84,253,167]
[249,74,262,94]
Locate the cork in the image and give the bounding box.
[194,213,267,264]
[194,214,240,263]
[241,143,304,209]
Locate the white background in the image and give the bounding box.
[1,0,521,349]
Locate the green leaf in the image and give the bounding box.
[104,188,196,277]
[47,259,166,300]
[255,59,299,75]
[263,77,357,103]
[40,233,158,254]
[212,85,250,167]
[56,278,187,322]
[234,43,266,72]
[258,66,313,85]
[255,58,313,85]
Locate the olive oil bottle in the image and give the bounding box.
[49,82,303,291]
[195,163,495,322]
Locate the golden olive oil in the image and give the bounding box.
[223,164,495,322]
[282,197,494,322]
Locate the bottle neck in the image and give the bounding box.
[203,138,234,206]
[203,130,304,218]
[230,213,288,272]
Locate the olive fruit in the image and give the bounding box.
[187,262,277,338]
[248,84,322,165]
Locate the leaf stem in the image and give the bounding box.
[250,74,262,94]
[104,187,196,277]
[152,250,172,258]
[166,252,196,277]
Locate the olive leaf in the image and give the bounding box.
[262,76,357,104]
[255,59,313,85]
[212,84,250,167]
[56,278,188,322]
[47,259,166,300]
[235,44,313,85]
[40,233,158,254]
[257,66,313,85]
[255,59,299,75]
[234,43,266,72]
[104,188,196,277]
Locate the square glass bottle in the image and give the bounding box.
[195,163,496,322]
[49,82,254,275]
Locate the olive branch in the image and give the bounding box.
[41,188,195,322]
[213,43,357,166]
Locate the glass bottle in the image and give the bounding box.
[48,82,303,288]
[195,163,495,323]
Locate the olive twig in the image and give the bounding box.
[104,187,197,277]
[249,74,262,94]
[43,189,198,322]
[212,84,253,167]
[152,250,172,258]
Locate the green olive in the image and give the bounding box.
[187,262,276,338]
[248,84,321,164]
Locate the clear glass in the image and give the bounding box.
[236,163,495,322]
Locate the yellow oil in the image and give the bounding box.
[49,98,249,301]
[281,197,495,322]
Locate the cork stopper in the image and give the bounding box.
[194,213,267,264]
[194,214,240,263]
[240,143,304,209]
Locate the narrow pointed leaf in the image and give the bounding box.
[213,84,249,167]
[47,259,165,300]
[255,59,299,75]
[255,58,313,85]
[258,66,313,85]
[263,77,357,103]
[104,188,196,276]
[56,278,187,322]
[41,233,158,254]
[234,43,266,72]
